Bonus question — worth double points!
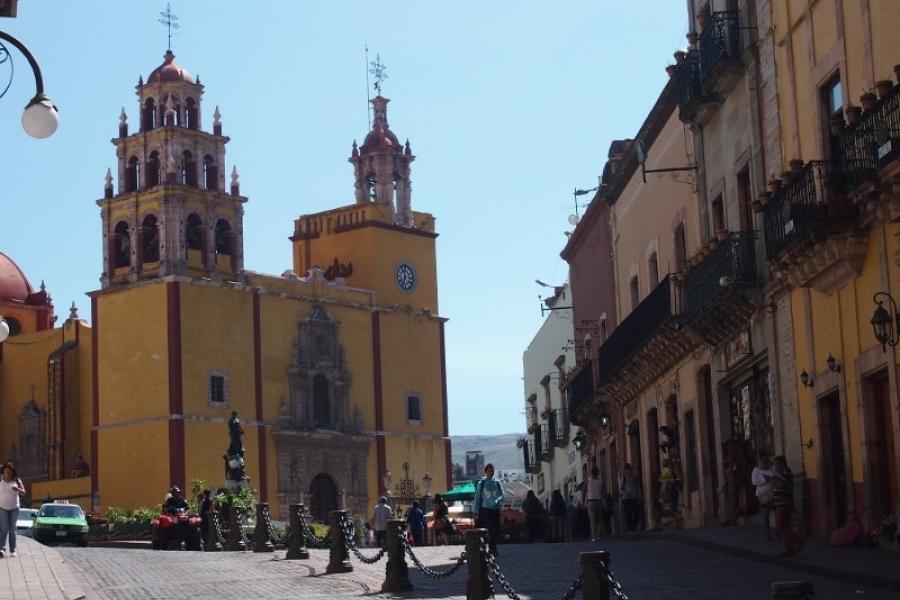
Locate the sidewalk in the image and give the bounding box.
[0,537,86,600]
[659,524,900,592]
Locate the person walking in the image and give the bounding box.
[432,494,451,545]
[371,496,393,548]
[751,453,776,541]
[522,489,541,543]
[549,489,566,542]
[474,463,504,555]
[772,456,803,557]
[619,463,642,532]
[0,462,26,558]
[585,466,604,541]
[406,500,425,546]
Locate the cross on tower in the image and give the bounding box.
[369,53,388,95]
[158,3,180,51]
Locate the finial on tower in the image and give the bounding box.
[69,302,79,321]
[231,166,240,196]
[118,107,128,137]
[213,105,222,135]
[104,168,113,198]
[40,280,46,292]
[369,53,388,96]
[404,139,412,156]
[352,140,359,157]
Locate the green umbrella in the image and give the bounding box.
[441,481,476,501]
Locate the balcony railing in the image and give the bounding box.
[565,360,594,424]
[539,424,552,461]
[763,161,858,259]
[550,408,569,447]
[524,439,539,474]
[699,11,741,84]
[676,50,704,114]
[683,232,757,317]
[596,275,676,386]
[841,82,900,189]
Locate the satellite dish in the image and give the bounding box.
[568,214,579,225]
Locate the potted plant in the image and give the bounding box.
[686,31,699,46]
[860,90,877,112]
[845,104,862,125]
[876,79,893,99]
[666,64,678,79]
[674,50,688,65]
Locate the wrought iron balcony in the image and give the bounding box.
[698,11,742,88]
[565,360,594,425]
[676,50,705,122]
[678,11,742,124]
[539,424,552,461]
[683,232,759,345]
[840,82,900,190]
[523,438,539,474]
[763,161,858,259]
[550,408,569,447]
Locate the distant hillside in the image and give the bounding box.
[450,434,524,471]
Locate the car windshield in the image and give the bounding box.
[19,509,38,519]
[39,505,83,519]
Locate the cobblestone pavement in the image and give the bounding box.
[0,537,84,600]
[54,539,895,600]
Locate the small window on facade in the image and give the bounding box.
[737,167,753,232]
[407,395,422,422]
[712,195,725,233]
[629,275,640,310]
[207,371,229,407]
[648,252,659,289]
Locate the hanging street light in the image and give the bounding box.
[871,292,900,352]
[0,27,59,138]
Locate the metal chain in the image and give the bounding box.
[263,508,283,545]
[212,511,227,545]
[401,531,467,579]
[559,576,583,600]
[481,537,520,600]
[604,564,629,600]
[340,515,387,564]
[297,509,330,548]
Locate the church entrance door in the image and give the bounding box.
[309,473,338,520]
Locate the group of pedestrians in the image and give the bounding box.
[751,453,804,557]
[0,462,26,559]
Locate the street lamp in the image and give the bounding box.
[0,317,8,342]
[0,29,59,138]
[422,472,432,495]
[871,292,899,352]
[572,429,587,451]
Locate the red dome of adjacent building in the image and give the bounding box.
[148,50,194,84]
[0,251,33,303]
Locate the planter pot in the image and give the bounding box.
[876,79,893,99]
[674,50,687,65]
[716,228,728,242]
[767,179,782,193]
[697,12,710,28]
[845,105,862,125]
[860,92,878,112]
[830,116,846,136]
[666,64,678,79]
[686,32,699,45]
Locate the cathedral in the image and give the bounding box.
[0,50,450,519]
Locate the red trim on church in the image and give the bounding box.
[166,282,185,490]
[253,292,268,502]
[372,311,386,496]
[90,296,99,500]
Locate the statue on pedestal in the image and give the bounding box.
[224,410,250,488]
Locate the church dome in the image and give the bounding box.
[148,50,194,84]
[0,251,33,303]
[361,125,401,153]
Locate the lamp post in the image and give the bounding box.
[871,292,899,352]
[0,25,59,138]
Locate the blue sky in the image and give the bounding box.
[0,1,687,435]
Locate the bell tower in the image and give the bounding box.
[98,51,247,288]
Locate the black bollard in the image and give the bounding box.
[224,506,247,551]
[580,551,611,600]
[285,503,310,560]
[464,528,491,600]
[326,509,353,574]
[253,503,275,552]
[204,508,222,552]
[381,519,413,593]
[771,581,814,599]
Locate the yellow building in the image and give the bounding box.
[1,51,450,520]
[763,0,900,536]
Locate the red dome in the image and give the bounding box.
[0,251,33,303]
[148,50,194,84]
[361,125,401,153]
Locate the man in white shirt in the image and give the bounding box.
[585,466,605,541]
[371,496,393,547]
[750,453,775,541]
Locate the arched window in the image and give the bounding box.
[185,98,198,130]
[141,215,159,263]
[215,219,232,256]
[648,252,659,289]
[185,213,203,252]
[203,155,218,191]
[146,151,160,188]
[142,98,156,131]
[113,221,131,268]
[160,95,179,127]
[125,156,140,192]
[181,151,197,187]
[313,374,330,429]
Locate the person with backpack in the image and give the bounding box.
[474,463,504,555]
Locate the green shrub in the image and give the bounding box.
[105,506,128,527]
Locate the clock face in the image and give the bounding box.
[395,262,417,292]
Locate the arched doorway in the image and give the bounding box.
[309,473,338,520]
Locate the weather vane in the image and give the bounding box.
[159,3,180,51]
[369,53,388,95]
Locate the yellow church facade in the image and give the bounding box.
[0,51,450,520]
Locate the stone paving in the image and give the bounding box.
[47,538,896,600]
[0,537,84,600]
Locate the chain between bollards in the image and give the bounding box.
[285,503,310,560]
[252,502,275,552]
[380,519,413,593]
[223,505,248,551]
[325,509,353,573]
